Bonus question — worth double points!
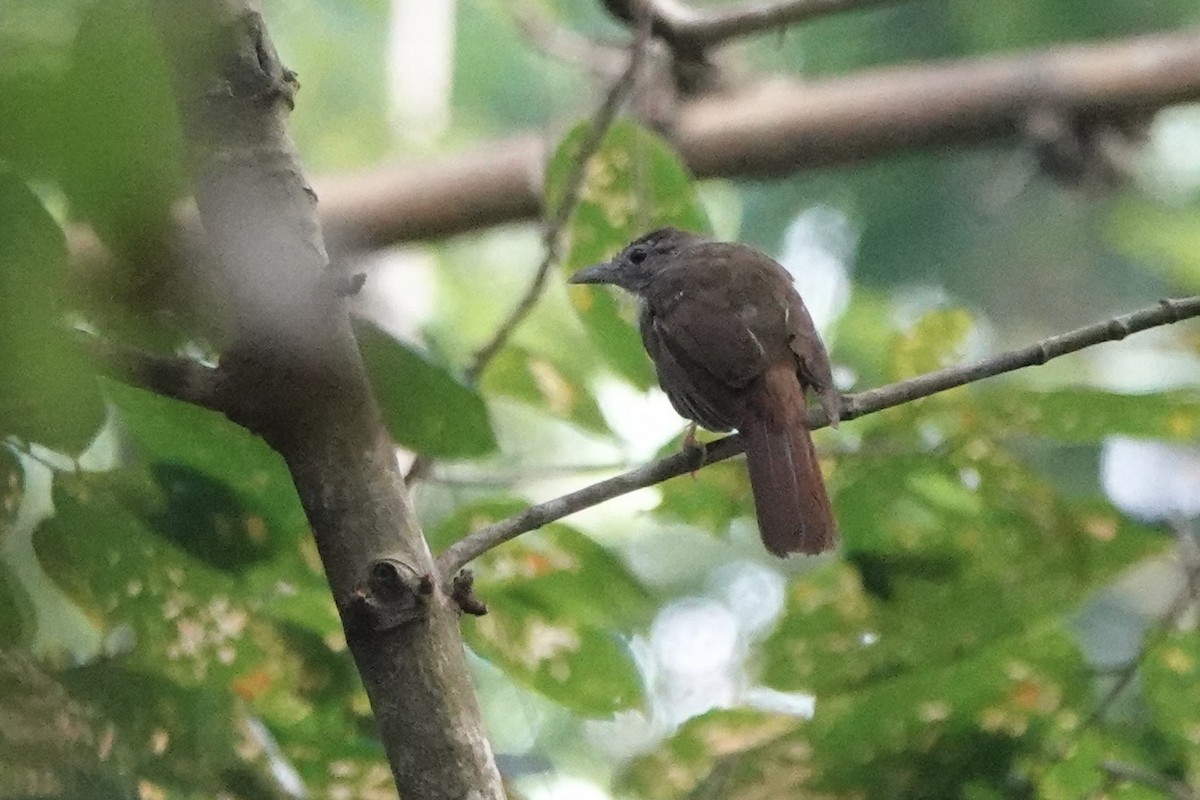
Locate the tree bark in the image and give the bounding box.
[145,1,504,797]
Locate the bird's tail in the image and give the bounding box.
[742,363,837,556]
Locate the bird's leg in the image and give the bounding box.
[682,421,706,478]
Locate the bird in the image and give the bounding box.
[569,227,840,556]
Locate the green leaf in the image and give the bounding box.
[571,286,657,389]
[61,663,250,793]
[33,467,363,791]
[61,0,186,260]
[1142,629,1200,778]
[547,120,710,270]
[481,345,610,434]
[979,387,1200,442]
[356,320,497,457]
[655,459,753,533]
[617,708,800,800]
[764,446,1165,696]
[1037,731,1171,800]
[626,626,1092,800]
[792,626,1089,797]
[547,119,710,389]
[439,498,651,715]
[889,308,975,380]
[0,0,86,78]
[105,380,309,552]
[0,169,105,450]
[104,379,340,636]
[1107,198,1200,290]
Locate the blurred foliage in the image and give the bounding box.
[357,320,498,457]
[2,0,1200,798]
[437,498,652,715]
[550,119,712,389]
[0,171,105,451]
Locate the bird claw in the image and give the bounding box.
[682,422,706,478]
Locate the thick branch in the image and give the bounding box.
[312,30,1200,249]
[437,295,1200,578]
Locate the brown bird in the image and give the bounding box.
[570,227,840,556]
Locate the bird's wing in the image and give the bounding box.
[784,289,840,426]
[650,288,770,390]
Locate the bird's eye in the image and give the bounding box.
[628,246,648,264]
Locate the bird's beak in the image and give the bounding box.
[568,261,618,285]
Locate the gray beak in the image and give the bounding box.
[568,261,618,285]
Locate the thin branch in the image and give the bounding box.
[465,18,652,384]
[604,0,903,50]
[1099,761,1196,800]
[510,0,626,77]
[1082,519,1200,730]
[405,21,652,486]
[436,295,1200,578]
[85,336,226,414]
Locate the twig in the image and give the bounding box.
[436,295,1200,578]
[603,0,904,50]
[510,0,626,77]
[1099,760,1196,800]
[406,9,653,485]
[464,16,652,384]
[1082,518,1200,730]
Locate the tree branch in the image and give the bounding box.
[315,30,1200,248]
[406,14,653,485]
[510,0,626,77]
[436,295,1200,579]
[65,31,1200,258]
[85,337,226,414]
[1082,519,1200,730]
[1099,761,1196,800]
[465,19,650,383]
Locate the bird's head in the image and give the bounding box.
[569,227,705,294]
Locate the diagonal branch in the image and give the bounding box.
[465,15,653,384]
[1082,518,1200,731]
[510,0,626,77]
[436,295,1200,579]
[406,12,653,484]
[1099,760,1197,800]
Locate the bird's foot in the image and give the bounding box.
[682,422,706,478]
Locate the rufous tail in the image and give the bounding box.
[742,364,837,556]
